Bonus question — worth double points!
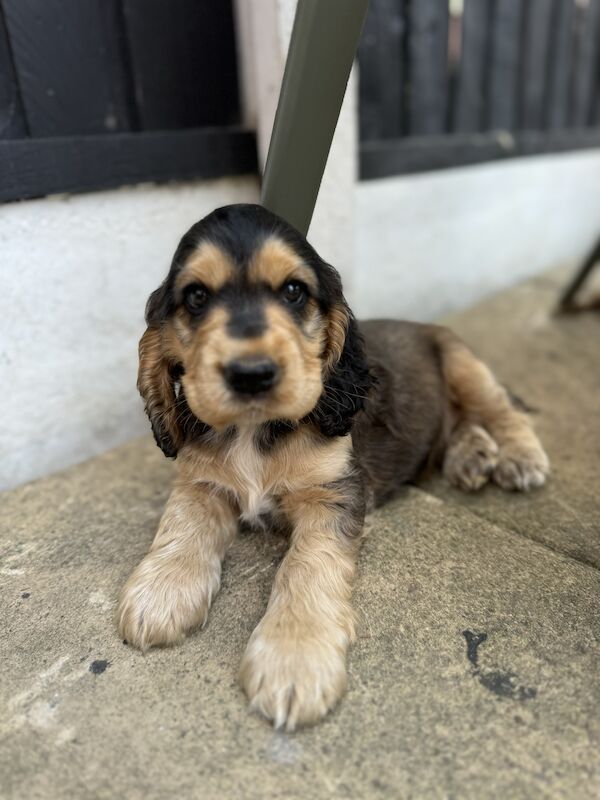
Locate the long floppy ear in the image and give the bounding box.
[310,304,375,437]
[137,326,183,458]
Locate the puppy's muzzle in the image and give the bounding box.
[223,357,279,396]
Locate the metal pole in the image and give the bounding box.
[260,0,369,236]
[557,234,600,312]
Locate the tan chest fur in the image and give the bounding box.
[179,426,353,523]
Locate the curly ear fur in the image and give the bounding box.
[309,305,375,437]
[137,326,183,458]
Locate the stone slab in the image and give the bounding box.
[2,439,599,799]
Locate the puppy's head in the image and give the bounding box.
[138,204,373,457]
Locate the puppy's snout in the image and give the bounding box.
[224,357,279,396]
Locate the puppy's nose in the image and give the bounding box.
[224,357,279,396]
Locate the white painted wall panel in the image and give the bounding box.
[351,150,600,320]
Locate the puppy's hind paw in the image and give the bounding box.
[443,424,499,492]
[493,441,549,491]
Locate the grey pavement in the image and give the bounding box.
[1,268,599,799]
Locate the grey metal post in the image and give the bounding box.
[557,234,600,312]
[260,0,369,236]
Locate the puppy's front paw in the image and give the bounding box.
[240,619,350,731]
[117,553,220,651]
[493,439,549,491]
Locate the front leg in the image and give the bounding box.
[117,478,237,651]
[240,478,364,730]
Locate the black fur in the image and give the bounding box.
[227,300,267,338]
[150,418,179,459]
[308,315,375,437]
[254,420,297,453]
[323,462,367,538]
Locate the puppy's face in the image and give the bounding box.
[139,204,372,456]
[169,236,327,429]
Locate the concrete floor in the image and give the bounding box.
[1,268,599,799]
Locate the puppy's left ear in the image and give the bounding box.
[310,303,374,437]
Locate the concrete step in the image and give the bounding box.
[1,269,599,799]
[427,266,600,568]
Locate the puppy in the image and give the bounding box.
[118,203,549,730]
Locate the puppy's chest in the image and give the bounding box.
[205,429,280,526]
[191,426,353,525]
[221,428,279,523]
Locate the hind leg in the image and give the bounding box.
[436,329,549,492]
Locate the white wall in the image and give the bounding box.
[0,177,259,490]
[350,149,600,320]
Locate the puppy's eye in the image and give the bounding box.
[281,280,307,307]
[183,283,210,314]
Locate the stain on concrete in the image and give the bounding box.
[463,630,487,667]
[462,630,537,702]
[264,733,302,765]
[478,670,537,701]
[89,660,110,675]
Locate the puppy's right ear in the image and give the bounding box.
[137,326,182,458]
[137,282,182,458]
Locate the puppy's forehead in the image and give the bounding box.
[176,241,235,291]
[249,237,318,291]
[176,235,318,294]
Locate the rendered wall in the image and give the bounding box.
[350,150,600,320]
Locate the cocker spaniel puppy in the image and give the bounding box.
[118,204,549,730]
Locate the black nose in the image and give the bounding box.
[223,357,279,396]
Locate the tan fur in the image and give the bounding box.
[325,304,349,369]
[179,428,353,522]
[138,238,335,443]
[175,242,235,291]
[118,425,357,728]
[137,327,183,452]
[117,479,237,650]
[437,330,549,490]
[248,237,318,292]
[240,484,360,730]
[179,303,326,430]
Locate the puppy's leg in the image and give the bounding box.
[240,482,363,731]
[437,330,549,491]
[117,479,237,650]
